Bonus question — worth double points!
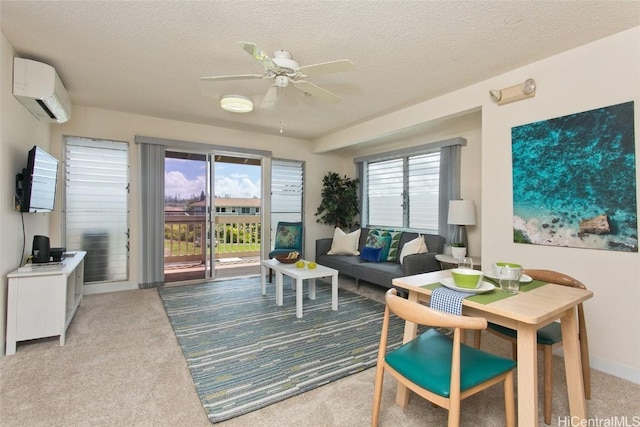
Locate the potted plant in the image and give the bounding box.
[315,172,360,230]
[451,242,467,260]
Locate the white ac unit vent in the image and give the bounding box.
[13,57,71,124]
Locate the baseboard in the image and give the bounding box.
[590,355,640,385]
[555,348,640,385]
[83,281,138,295]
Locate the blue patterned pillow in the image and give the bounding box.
[274,223,302,249]
[365,230,393,262]
[360,246,383,262]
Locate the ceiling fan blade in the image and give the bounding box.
[294,80,342,104]
[260,86,278,108]
[299,59,355,77]
[238,42,277,72]
[201,74,264,81]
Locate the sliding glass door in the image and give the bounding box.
[164,151,262,283]
[210,154,262,280]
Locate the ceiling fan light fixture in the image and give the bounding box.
[220,95,253,113]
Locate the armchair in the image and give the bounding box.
[267,221,303,282]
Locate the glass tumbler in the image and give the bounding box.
[498,266,522,295]
[458,257,474,270]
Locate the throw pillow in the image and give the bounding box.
[365,230,392,262]
[399,235,428,265]
[274,223,302,249]
[360,246,383,262]
[382,230,403,261]
[327,228,361,255]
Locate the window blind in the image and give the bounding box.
[408,153,440,230]
[365,152,440,233]
[64,137,129,283]
[270,159,304,246]
[367,158,404,227]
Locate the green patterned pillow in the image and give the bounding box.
[376,229,402,262]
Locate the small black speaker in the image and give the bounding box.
[32,235,50,263]
[50,247,66,262]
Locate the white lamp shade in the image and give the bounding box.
[220,95,253,113]
[447,200,476,225]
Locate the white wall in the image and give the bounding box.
[482,27,640,383]
[0,33,52,356]
[316,27,640,383]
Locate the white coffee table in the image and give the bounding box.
[260,259,338,318]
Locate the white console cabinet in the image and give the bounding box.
[5,251,86,355]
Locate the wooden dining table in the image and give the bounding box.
[392,269,593,426]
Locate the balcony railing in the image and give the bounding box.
[164,215,261,265]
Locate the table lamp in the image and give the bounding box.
[447,199,476,251]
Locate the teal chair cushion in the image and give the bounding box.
[385,329,516,397]
[488,322,563,346]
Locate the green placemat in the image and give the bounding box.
[421,279,547,304]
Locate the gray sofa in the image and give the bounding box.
[315,228,445,289]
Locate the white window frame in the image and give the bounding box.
[364,151,440,233]
[355,137,466,237]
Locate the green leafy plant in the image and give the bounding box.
[315,172,360,230]
[451,242,466,247]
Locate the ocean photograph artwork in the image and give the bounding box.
[511,101,638,252]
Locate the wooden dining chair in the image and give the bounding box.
[475,269,591,425]
[372,289,516,427]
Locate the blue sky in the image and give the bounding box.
[165,158,260,199]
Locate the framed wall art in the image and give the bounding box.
[511,101,637,252]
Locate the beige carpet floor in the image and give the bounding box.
[1,275,639,426]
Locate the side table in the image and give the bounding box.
[435,254,482,270]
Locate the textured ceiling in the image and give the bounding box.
[1,1,639,140]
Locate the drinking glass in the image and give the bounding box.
[458,257,474,270]
[498,266,522,295]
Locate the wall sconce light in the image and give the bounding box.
[489,78,536,106]
[220,95,253,113]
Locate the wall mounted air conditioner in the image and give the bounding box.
[13,57,71,123]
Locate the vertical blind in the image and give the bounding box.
[64,137,129,283]
[270,159,304,247]
[139,143,165,288]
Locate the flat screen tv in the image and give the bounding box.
[16,146,59,213]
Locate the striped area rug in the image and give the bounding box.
[159,276,407,423]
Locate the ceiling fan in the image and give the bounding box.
[201,42,354,108]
